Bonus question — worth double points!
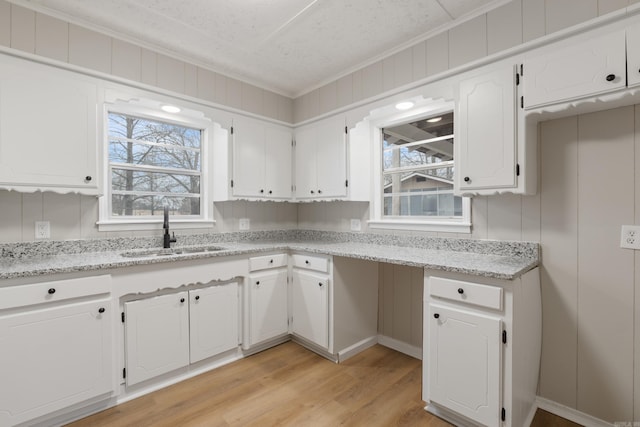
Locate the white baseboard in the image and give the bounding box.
[536,396,615,427]
[337,336,378,362]
[377,335,422,360]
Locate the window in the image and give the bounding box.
[98,100,214,231]
[369,98,470,232]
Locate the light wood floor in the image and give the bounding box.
[67,342,581,427]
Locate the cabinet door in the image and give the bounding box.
[189,283,239,364]
[0,299,112,426]
[249,270,288,346]
[457,66,517,192]
[427,303,502,427]
[0,56,99,193]
[315,116,347,198]
[627,24,640,88]
[524,31,626,109]
[291,270,329,349]
[264,125,292,198]
[294,125,318,199]
[124,292,190,386]
[232,116,266,197]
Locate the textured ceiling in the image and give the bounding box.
[16,0,507,96]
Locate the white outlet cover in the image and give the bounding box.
[239,218,250,230]
[350,219,362,231]
[35,221,50,239]
[620,225,640,249]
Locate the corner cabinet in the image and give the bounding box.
[231,116,292,200]
[294,115,348,201]
[456,63,535,196]
[423,268,541,427]
[0,54,100,194]
[0,275,113,427]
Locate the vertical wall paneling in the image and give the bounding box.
[184,63,198,98]
[20,193,43,242]
[351,69,363,103]
[487,0,523,55]
[539,116,579,408]
[412,41,427,81]
[10,5,35,53]
[382,56,395,92]
[111,39,141,82]
[140,48,157,86]
[225,77,242,109]
[319,81,338,113]
[410,267,423,347]
[43,193,81,240]
[278,94,294,123]
[0,191,22,243]
[425,32,449,77]
[213,73,228,106]
[470,196,489,239]
[380,263,395,337]
[598,0,629,15]
[522,0,545,42]
[635,105,640,422]
[35,13,68,62]
[545,0,598,35]
[448,14,487,69]
[361,61,384,100]
[336,74,353,109]
[68,25,111,74]
[241,83,263,115]
[307,89,320,119]
[196,67,216,102]
[0,1,10,47]
[156,54,185,94]
[393,48,413,88]
[263,90,279,120]
[487,194,523,241]
[576,107,634,422]
[79,196,100,240]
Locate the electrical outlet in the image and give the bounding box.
[35,221,50,239]
[620,225,640,249]
[239,218,250,231]
[350,219,362,231]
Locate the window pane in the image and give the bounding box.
[109,140,200,171]
[108,114,201,150]
[112,169,200,194]
[112,195,200,217]
[383,137,453,171]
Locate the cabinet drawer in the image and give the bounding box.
[249,253,288,271]
[291,253,329,273]
[429,277,502,310]
[0,275,111,310]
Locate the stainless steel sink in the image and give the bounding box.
[121,245,226,258]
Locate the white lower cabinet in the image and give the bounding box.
[423,269,541,427]
[249,269,289,347]
[291,269,329,349]
[0,275,113,427]
[124,282,239,386]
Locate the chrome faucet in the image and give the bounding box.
[163,206,177,249]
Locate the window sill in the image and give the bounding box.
[97,219,215,232]
[368,220,471,234]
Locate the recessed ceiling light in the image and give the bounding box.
[395,101,414,111]
[427,116,442,123]
[161,105,181,113]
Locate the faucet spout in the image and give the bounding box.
[163,207,177,248]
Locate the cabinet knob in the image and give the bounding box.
[310,190,315,194]
[305,260,310,264]
[98,307,105,314]
[260,189,264,193]
[464,177,470,182]
[268,190,273,194]
[180,298,185,303]
[195,295,200,301]
[269,259,274,264]
[85,175,92,182]
[457,288,464,294]
[256,281,260,286]
[606,74,616,82]
[434,313,440,319]
[318,282,323,287]
[48,288,56,295]
[318,190,322,194]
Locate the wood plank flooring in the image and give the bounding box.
[66,342,580,427]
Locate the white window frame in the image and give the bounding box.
[98,98,215,231]
[368,97,471,233]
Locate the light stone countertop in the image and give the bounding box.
[0,231,539,281]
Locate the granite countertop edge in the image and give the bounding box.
[0,231,540,282]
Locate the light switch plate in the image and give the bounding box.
[350,219,362,231]
[239,218,250,231]
[620,225,640,249]
[35,221,50,239]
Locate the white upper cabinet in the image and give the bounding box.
[627,24,640,88]
[232,116,292,200]
[456,64,535,196]
[524,30,626,109]
[294,115,347,200]
[0,55,100,194]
